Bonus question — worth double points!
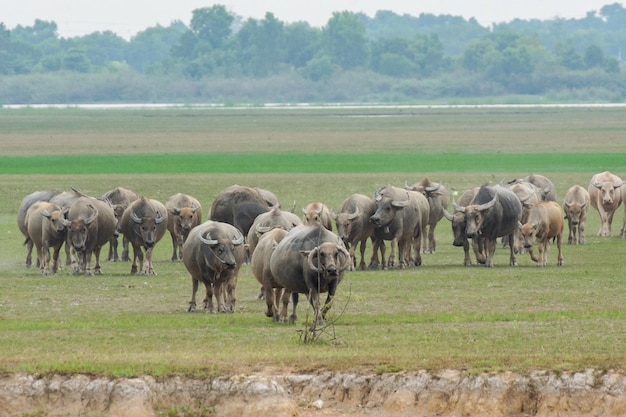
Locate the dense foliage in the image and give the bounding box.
[1,3,626,103]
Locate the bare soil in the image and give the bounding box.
[2,369,626,417]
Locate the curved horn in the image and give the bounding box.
[307,247,322,273]
[592,181,602,190]
[301,208,307,215]
[232,232,244,246]
[476,196,497,212]
[131,210,142,224]
[198,232,218,246]
[314,205,323,214]
[85,205,98,225]
[564,201,571,208]
[155,211,166,224]
[404,180,412,190]
[442,208,454,221]
[425,183,441,193]
[374,186,385,202]
[330,209,337,220]
[391,199,410,208]
[348,206,361,220]
[453,203,466,213]
[256,225,272,234]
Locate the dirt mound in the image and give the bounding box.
[2,370,626,416]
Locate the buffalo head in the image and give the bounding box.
[302,242,351,277]
[131,209,166,247]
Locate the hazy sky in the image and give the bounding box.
[2,0,620,39]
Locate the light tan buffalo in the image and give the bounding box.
[166,193,202,261]
[17,190,60,268]
[588,171,624,237]
[101,187,139,262]
[563,185,590,245]
[518,201,564,266]
[302,201,333,231]
[331,193,377,270]
[25,201,66,275]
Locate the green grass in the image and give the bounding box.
[2,106,626,378]
[2,152,626,174]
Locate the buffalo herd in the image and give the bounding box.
[16,172,626,323]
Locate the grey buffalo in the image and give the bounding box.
[563,185,590,245]
[118,197,168,275]
[453,185,522,267]
[25,201,66,275]
[251,227,290,321]
[246,205,302,256]
[183,220,245,313]
[370,186,429,269]
[60,196,117,276]
[269,225,350,324]
[166,193,202,261]
[209,184,277,236]
[101,187,139,262]
[17,190,60,268]
[523,174,557,202]
[406,178,450,254]
[443,187,486,266]
[331,193,376,270]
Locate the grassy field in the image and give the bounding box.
[1,106,626,378]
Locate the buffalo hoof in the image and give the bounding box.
[187,305,196,313]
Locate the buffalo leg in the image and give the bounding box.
[507,234,517,266]
[290,292,299,324]
[188,279,199,312]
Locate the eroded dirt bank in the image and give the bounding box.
[2,370,626,417]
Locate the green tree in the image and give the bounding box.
[299,54,334,81]
[63,47,90,72]
[236,12,285,77]
[584,44,604,68]
[126,22,186,72]
[173,5,234,60]
[322,11,368,69]
[284,22,320,68]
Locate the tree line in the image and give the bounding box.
[1,3,626,103]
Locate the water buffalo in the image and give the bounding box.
[370,186,429,269]
[523,174,557,202]
[563,185,590,245]
[443,187,486,266]
[17,190,60,268]
[331,193,376,270]
[453,185,522,267]
[269,225,350,324]
[246,205,302,256]
[251,227,290,321]
[302,202,333,230]
[165,193,202,261]
[60,196,117,276]
[209,185,277,236]
[406,178,450,254]
[118,197,168,275]
[183,220,245,314]
[101,187,139,262]
[588,171,625,237]
[25,201,66,275]
[50,189,90,266]
[518,201,564,266]
[505,180,540,253]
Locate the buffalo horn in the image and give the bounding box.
[330,209,337,220]
[564,201,571,208]
[155,211,166,224]
[85,205,99,225]
[232,233,244,246]
[199,232,218,246]
[348,207,361,220]
[476,196,497,212]
[131,210,143,224]
[442,208,454,221]
[256,225,272,234]
[374,186,385,202]
[425,183,441,193]
[391,199,409,208]
[306,247,322,273]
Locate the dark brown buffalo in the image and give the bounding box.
[183,220,245,313]
[269,225,350,324]
[60,196,117,276]
[443,187,486,266]
[302,201,333,230]
[331,193,376,270]
[251,227,290,321]
[118,197,168,275]
[563,185,590,245]
[17,190,60,268]
[406,178,450,254]
[101,187,139,262]
[453,185,522,267]
[370,186,429,269]
[209,185,277,235]
[519,201,564,266]
[25,201,66,275]
[165,193,202,261]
